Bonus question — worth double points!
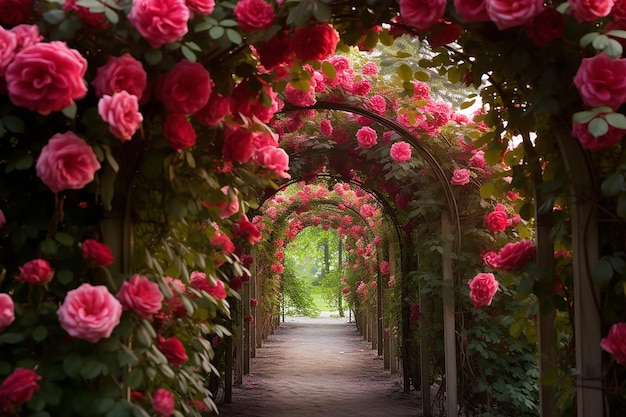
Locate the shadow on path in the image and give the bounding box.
[218,316,422,417]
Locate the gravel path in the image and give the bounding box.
[217,315,421,417]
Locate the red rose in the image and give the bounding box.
[427,21,462,48]
[290,23,339,62]
[16,259,54,285]
[525,7,565,46]
[92,53,147,99]
[255,33,293,69]
[36,132,101,193]
[234,214,262,244]
[63,0,108,28]
[128,0,189,48]
[164,113,197,151]
[0,293,15,332]
[222,125,256,163]
[189,271,227,299]
[495,239,536,270]
[0,0,32,26]
[485,209,508,232]
[574,53,626,110]
[229,80,279,123]
[157,60,212,114]
[210,232,235,256]
[0,368,41,414]
[116,274,164,320]
[193,93,230,127]
[6,41,88,115]
[157,336,188,365]
[410,304,420,322]
[81,239,115,267]
[399,0,447,31]
[233,0,275,32]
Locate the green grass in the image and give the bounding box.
[309,286,334,312]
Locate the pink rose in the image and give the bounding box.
[468,272,499,309]
[190,271,228,299]
[290,23,340,62]
[128,0,190,48]
[485,209,508,232]
[569,0,614,22]
[157,336,188,365]
[157,60,212,114]
[320,119,333,136]
[399,0,447,31]
[36,132,101,193]
[253,146,291,179]
[6,41,87,115]
[152,388,174,417]
[230,80,279,123]
[10,25,42,52]
[612,0,626,27]
[525,6,566,46]
[233,0,275,32]
[469,150,486,169]
[0,294,15,332]
[92,54,147,99]
[164,113,196,151]
[356,126,378,149]
[285,82,316,107]
[486,0,544,30]
[57,283,123,343]
[82,239,115,267]
[116,274,164,320]
[193,93,230,127]
[454,0,490,22]
[98,92,143,141]
[367,95,386,115]
[483,250,500,269]
[495,239,536,270]
[222,125,256,163]
[186,0,215,14]
[450,168,470,185]
[601,322,626,365]
[379,261,390,275]
[211,232,235,257]
[390,141,412,162]
[572,116,626,151]
[16,259,54,285]
[0,368,41,415]
[574,53,626,110]
[0,27,17,77]
[0,0,32,26]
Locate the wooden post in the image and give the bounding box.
[419,280,431,417]
[224,335,233,403]
[377,267,384,356]
[441,213,457,417]
[243,280,250,375]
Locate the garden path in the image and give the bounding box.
[218,315,421,417]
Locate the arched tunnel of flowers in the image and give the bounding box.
[1,1,626,417]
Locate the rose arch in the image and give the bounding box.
[0,1,624,417]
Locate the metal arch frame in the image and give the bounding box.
[282,100,461,255]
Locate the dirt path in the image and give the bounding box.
[218,315,422,417]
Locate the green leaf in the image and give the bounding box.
[518,276,535,294]
[601,172,624,196]
[588,117,608,138]
[580,32,599,48]
[14,152,34,170]
[312,2,331,21]
[181,44,196,62]
[2,115,24,133]
[63,354,83,378]
[106,401,131,417]
[226,28,242,44]
[209,25,225,39]
[572,110,595,124]
[605,112,626,129]
[127,368,144,389]
[54,232,74,246]
[104,7,118,24]
[62,102,77,119]
[219,19,238,27]
[604,38,623,58]
[460,99,476,110]
[43,9,66,24]
[57,269,74,285]
[591,259,613,286]
[144,49,162,66]
[0,332,25,343]
[322,61,336,80]
[32,326,48,342]
[397,64,413,81]
[100,163,117,211]
[80,359,103,379]
[414,71,430,82]
[617,192,626,218]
